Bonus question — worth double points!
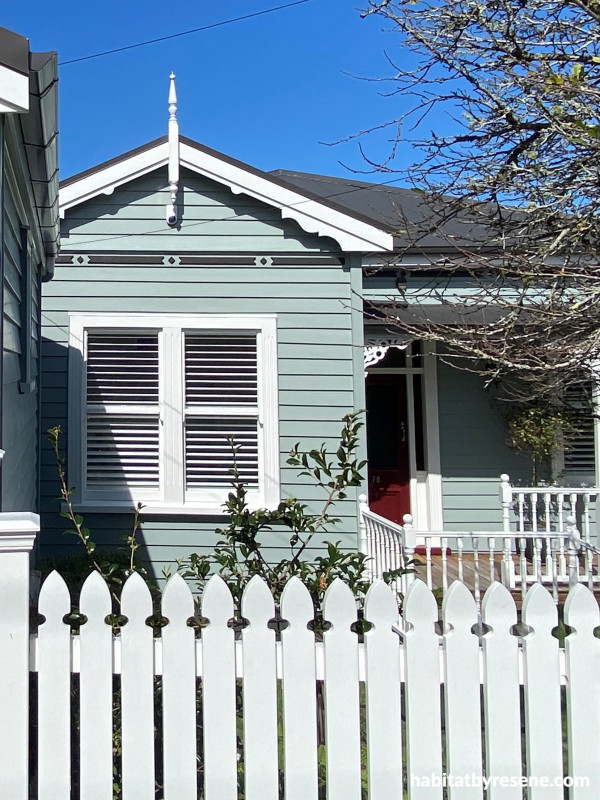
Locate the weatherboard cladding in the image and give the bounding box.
[436,360,531,531]
[40,168,360,566]
[3,175,39,511]
[60,168,341,254]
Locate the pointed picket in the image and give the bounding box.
[481,583,522,800]
[37,571,72,800]
[564,584,600,799]
[322,579,362,800]
[280,577,318,800]
[120,572,155,800]
[403,580,443,800]
[364,580,402,800]
[442,582,483,800]
[522,584,563,799]
[161,573,197,800]
[79,570,113,800]
[201,575,237,800]
[241,576,278,800]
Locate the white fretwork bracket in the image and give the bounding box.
[364,337,410,374]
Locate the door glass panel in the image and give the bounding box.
[366,383,400,469]
[413,374,426,471]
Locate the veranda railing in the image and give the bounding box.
[499,473,600,543]
[1,514,599,797]
[359,494,599,603]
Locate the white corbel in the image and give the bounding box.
[166,72,179,226]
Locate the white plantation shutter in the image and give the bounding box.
[85,332,160,490]
[70,315,279,510]
[185,334,260,490]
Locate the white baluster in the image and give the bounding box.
[534,537,543,584]
[544,492,552,536]
[457,538,464,583]
[358,495,369,570]
[519,536,528,604]
[472,538,481,610]
[502,536,515,588]
[557,492,565,533]
[488,536,496,586]
[518,492,526,534]
[441,537,448,594]
[425,540,433,590]
[531,493,538,535]
[402,515,416,595]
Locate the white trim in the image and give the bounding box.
[59,140,394,252]
[162,326,184,506]
[422,342,443,529]
[0,64,29,113]
[0,512,39,552]
[68,313,280,513]
[60,142,170,215]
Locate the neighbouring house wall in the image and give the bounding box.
[437,360,531,530]
[2,176,40,510]
[1,120,46,512]
[40,168,362,579]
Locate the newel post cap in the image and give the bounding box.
[0,512,39,552]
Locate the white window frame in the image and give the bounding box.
[68,313,280,514]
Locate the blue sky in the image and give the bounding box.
[3,0,420,182]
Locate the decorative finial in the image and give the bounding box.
[166,72,179,226]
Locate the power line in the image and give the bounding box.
[59,0,313,66]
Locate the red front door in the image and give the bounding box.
[366,373,411,525]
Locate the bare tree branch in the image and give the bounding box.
[358,0,600,404]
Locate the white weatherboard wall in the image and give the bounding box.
[13,569,600,798]
[40,167,362,574]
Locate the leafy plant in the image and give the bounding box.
[503,403,578,484]
[178,411,372,607]
[46,425,147,605]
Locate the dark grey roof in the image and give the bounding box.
[270,169,497,252]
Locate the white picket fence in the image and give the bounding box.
[2,513,600,798]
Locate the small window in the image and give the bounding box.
[69,315,279,512]
[563,384,596,484]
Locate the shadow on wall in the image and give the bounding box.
[39,336,162,585]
